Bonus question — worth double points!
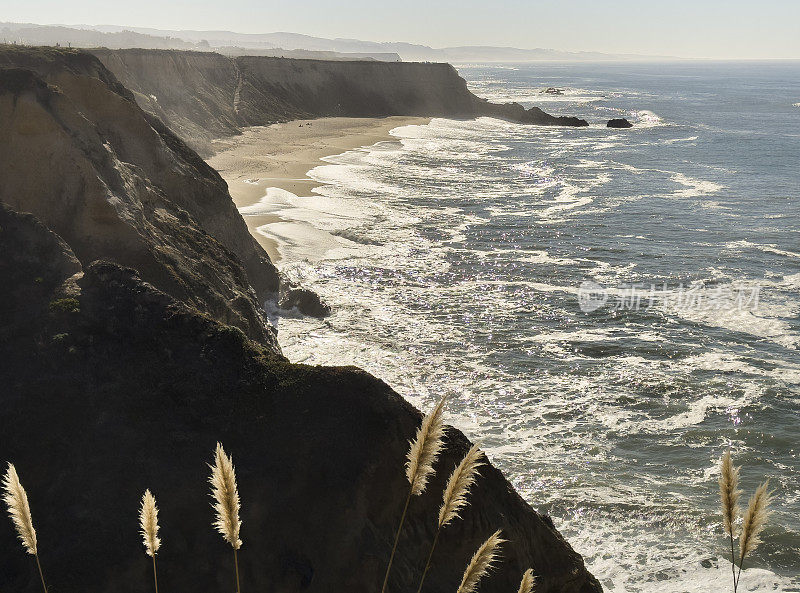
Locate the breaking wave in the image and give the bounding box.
[270,62,800,591]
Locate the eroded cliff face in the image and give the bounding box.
[0,202,601,593]
[89,48,588,155]
[91,49,259,151]
[0,47,280,350]
[235,57,479,117]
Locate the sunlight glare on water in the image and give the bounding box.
[263,62,800,592]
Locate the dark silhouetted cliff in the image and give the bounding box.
[0,202,601,593]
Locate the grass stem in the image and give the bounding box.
[381,487,413,593]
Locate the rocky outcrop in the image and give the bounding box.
[481,101,589,127]
[607,118,633,128]
[88,48,588,154]
[0,47,280,350]
[279,286,332,318]
[0,203,82,332]
[0,204,601,592]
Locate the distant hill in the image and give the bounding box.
[89,26,677,61]
[0,22,197,50]
[2,22,677,62]
[0,23,401,61]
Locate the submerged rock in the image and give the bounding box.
[607,118,633,128]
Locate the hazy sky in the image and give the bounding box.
[5,0,800,59]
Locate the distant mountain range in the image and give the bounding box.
[0,22,677,62]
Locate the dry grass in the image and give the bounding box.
[382,396,447,593]
[516,568,536,593]
[456,530,505,593]
[406,396,447,496]
[3,463,47,592]
[438,444,485,528]
[209,443,242,593]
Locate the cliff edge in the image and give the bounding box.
[0,47,281,350]
[0,202,601,593]
[90,48,588,154]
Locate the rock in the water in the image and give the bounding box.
[607,118,633,128]
[279,287,332,318]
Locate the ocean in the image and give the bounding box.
[260,61,800,591]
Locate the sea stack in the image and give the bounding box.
[607,117,633,128]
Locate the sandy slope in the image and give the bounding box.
[208,116,429,261]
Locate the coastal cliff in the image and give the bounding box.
[0,47,601,592]
[0,47,280,349]
[90,48,588,154]
[0,202,601,593]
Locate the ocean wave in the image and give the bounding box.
[270,109,800,589]
[726,239,800,259]
[668,172,724,198]
[631,109,665,127]
[663,135,699,144]
[466,83,606,105]
[237,186,298,215]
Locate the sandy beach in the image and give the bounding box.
[208,116,429,262]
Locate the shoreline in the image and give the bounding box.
[208,116,430,262]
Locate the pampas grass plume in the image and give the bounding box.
[517,568,536,593]
[209,443,242,593]
[139,490,161,557]
[3,463,47,592]
[739,481,772,561]
[438,444,485,528]
[2,463,37,555]
[406,396,447,495]
[382,396,447,593]
[416,443,487,593]
[209,442,242,550]
[718,451,773,593]
[139,489,161,593]
[456,530,505,593]
[719,451,742,537]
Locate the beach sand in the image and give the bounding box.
[208,116,429,262]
